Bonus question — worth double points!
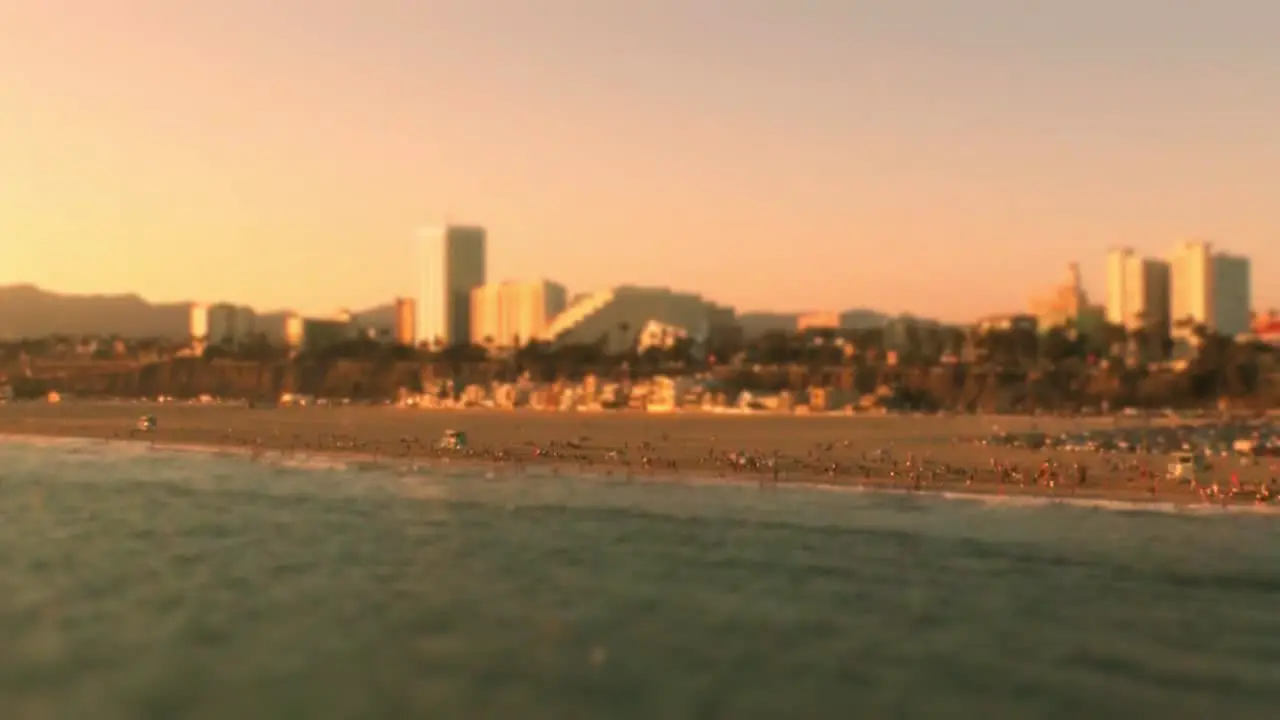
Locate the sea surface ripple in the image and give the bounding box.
[1,436,1279,719]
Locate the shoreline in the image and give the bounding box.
[4,429,1274,515]
[2,403,1276,511]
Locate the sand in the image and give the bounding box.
[1,401,1276,508]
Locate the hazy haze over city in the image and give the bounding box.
[2,0,1277,322]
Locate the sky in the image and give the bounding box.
[1,0,1277,322]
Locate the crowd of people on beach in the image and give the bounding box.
[99,409,1280,508]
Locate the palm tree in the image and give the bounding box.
[615,321,632,359]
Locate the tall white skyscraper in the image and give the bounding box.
[1168,240,1251,337]
[1105,248,1132,326]
[1105,248,1170,334]
[1169,241,1213,332]
[418,225,487,347]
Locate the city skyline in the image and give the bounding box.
[2,1,1278,321]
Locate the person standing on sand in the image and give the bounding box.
[1255,482,1272,504]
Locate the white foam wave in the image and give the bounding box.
[4,433,1277,517]
[267,455,353,472]
[934,490,1280,516]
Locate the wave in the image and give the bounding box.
[3,432,1278,518]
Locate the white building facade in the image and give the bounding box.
[1105,248,1170,334]
[1170,241,1213,332]
[1169,240,1251,337]
[418,225,487,347]
[470,280,568,349]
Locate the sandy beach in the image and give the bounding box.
[1,401,1276,507]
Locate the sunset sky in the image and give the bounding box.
[2,0,1277,321]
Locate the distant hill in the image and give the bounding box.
[0,284,193,340]
[0,284,392,340]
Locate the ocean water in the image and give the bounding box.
[1,437,1279,720]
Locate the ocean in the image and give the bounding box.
[1,436,1278,719]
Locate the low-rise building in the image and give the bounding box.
[975,313,1038,334]
[257,312,305,351]
[797,311,839,331]
[1255,318,1280,347]
[636,320,689,352]
[302,311,357,353]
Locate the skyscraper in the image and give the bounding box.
[1105,248,1170,335]
[1168,240,1251,337]
[1211,253,1251,336]
[418,225,487,347]
[1169,241,1213,332]
[1105,248,1132,326]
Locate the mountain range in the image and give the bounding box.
[0,284,394,340]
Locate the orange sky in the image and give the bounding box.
[2,0,1277,321]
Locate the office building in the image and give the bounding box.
[301,312,356,353]
[541,285,738,356]
[1169,241,1213,332]
[1104,249,1170,335]
[1169,240,1251,337]
[1212,253,1251,336]
[258,313,305,350]
[418,225,487,347]
[209,304,257,346]
[470,280,568,349]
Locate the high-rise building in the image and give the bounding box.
[1169,240,1251,337]
[1212,253,1251,336]
[393,297,416,346]
[418,225,487,347]
[1105,248,1170,334]
[1169,241,1213,332]
[1105,249,1130,326]
[470,280,568,348]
